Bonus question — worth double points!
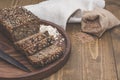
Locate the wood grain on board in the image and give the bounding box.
[0,0,120,80]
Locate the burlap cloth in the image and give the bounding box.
[81,8,120,37]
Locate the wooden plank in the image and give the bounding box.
[106,0,120,79]
[106,0,120,20]
[111,27,120,80]
[110,27,120,80]
[97,32,117,80]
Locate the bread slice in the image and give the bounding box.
[15,32,48,49]
[0,7,40,42]
[28,44,63,67]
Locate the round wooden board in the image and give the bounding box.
[0,20,71,80]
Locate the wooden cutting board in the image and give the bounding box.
[0,20,71,80]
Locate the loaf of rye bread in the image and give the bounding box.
[0,7,64,67]
[28,44,63,67]
[0,7,40,42]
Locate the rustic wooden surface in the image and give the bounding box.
[0,0,120,80]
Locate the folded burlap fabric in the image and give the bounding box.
[81,8,120,37]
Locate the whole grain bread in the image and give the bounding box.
[0,7,40,42]
[15,32,48,49]
[0,7,64,67]
[15,32,55,56]
[28,44,63,67]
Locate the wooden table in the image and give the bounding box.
[0,0,120,80]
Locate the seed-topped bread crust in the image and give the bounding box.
[28,44,63,67]
[0,7,40,42]
[15,32,55,56]
[0,7,65,68]
[15,32,48,49]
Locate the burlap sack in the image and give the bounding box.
[81,8,120,37]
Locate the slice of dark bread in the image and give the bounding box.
[0,7,40,42]
[28,44,63,67]
[25,36,54,56]
[15,32,48,49]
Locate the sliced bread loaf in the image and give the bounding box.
[0,7,40,42]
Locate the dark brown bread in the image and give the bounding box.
[0,7,40,42]
[25,36,54,56]
[28,44,63,67]
[15,31,63,67]
[15,32,49,49]
[0,7,64,68]
[15,32,54,56]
